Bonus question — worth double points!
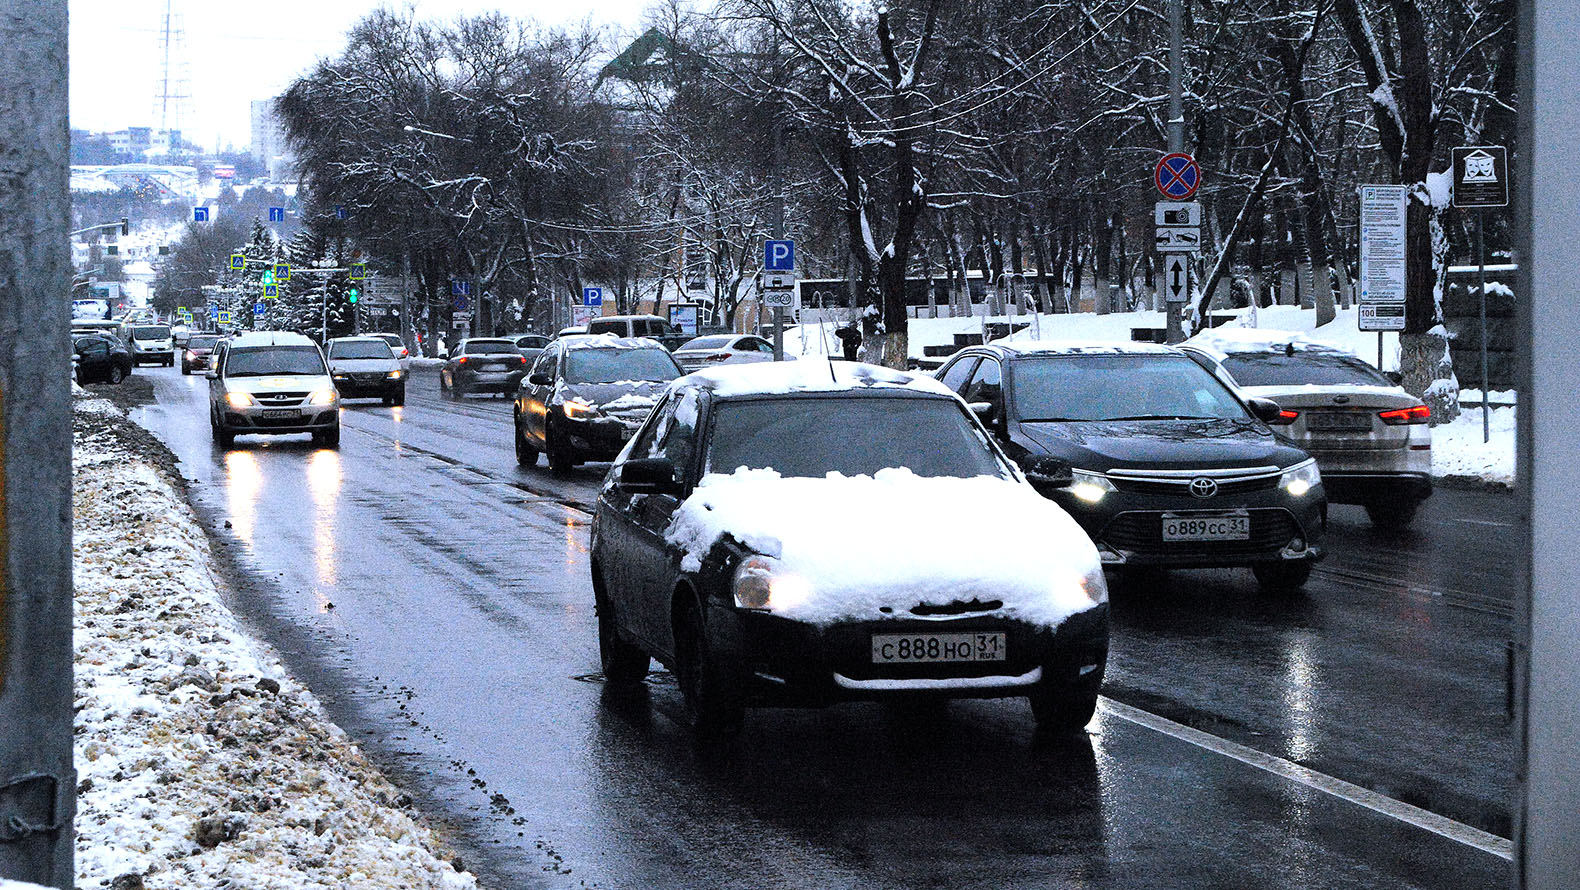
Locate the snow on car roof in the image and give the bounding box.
[1185,327,1349,359]
[666,467,1104,628]
[683,359,956,398]
[559,334,667,350]
[994,339,1183,356]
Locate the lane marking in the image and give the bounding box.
[1455,518,1513,528]
[1099,698,1514,860]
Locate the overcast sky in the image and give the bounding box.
[69,0,654,151]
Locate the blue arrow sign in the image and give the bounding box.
[582,286,603,307]
[765,240,795,271]
[268,206,285,223]
[193,206,210,222]
[209,305,219,320]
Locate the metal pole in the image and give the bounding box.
[1477,210,1490,443]
[1163,0,1187,344]
[401,251,412,353]
[0,0,76,884]
[321,277,328,344]
[1378,331,1384,371]
[771,100,786,362]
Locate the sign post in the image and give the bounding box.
[764,240,797,360]
[1358,184,1411,367]
[1154,160,1201,341]
[1451,145,1509,443]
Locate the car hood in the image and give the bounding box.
[1236,383,1419,410]
[559,380,670,408]
[1016,418,1305,471]
[224,374,334,395]
[329,358,399,372]
[664,467,1104,628]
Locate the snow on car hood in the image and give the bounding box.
[666,467,1104,628]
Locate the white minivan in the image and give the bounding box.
[122,323,176,367]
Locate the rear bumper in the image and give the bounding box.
[333,376,403,398]
[712,604,1110,707]
[1319,472,1433,505]
[456,371,523,393]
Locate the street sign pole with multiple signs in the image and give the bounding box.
[1451,144,1509,443]
[763,240,797,360]
[1358,184,1411,368]
[1154,159,1202,340]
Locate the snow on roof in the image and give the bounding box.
[227,331,318,348]
[683,359,955,398]
[559,334,666,350]
[665,466,1104,628]
[995,339,1182,356]
[1185,327,1350,359]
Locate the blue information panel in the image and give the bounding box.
[583,286,603,307]
[268,207,286,222]
[194,206,210,222]
[765,240,795,271]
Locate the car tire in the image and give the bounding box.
[596,595,649,685]
[393,386,405,407]
[673,595,744,738]
[1365,500,1420,530]
[382,394,394,406]
[513,415,539,467]
[440,373,453,399]
[1028,684,1101,734]
[319,425,342,448]
[181,363,191,375]
[1252,561,1313,594]
[108,365,125,385]
[545,420,573,475]
[211,418,235,448]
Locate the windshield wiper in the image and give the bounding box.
[1022,416,1086,422]
[1100,414,1217,421]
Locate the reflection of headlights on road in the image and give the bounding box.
[732,555,813,612]
[224,391,255,409]
[1280,459,1321,497]
[562,397,601,420]
[1069,469,1116,504]
[307,388,339,406]
[1077,564,1110,604]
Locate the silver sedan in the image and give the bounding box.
[672,334,786,372]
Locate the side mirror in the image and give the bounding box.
[205,369,219,380]
[1385,370,1404,386]
[616,457,682,496]
[1246,397,1284,423]
[968,401,995,421]
[528,371,552,387]
[1021,455,1073,488]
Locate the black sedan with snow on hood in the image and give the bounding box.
[590,360,1109,738]
[934,341,1326,593]
[513,335,682,473]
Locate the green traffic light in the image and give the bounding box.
[348,287,359,303]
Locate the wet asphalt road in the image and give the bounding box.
[127,365,1515,889]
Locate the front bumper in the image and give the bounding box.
[220,404,339,435]
[184,353,212,369]
[333,374,404,398]
[710,604,1110,707]
[136,349,174,364]
[557,414,639,461]
[1047,485,1326,569]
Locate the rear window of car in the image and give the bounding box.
[463,341,518,355]
[132,326,171,339]
[1220,352,1392,387]
[225,345,326,377]
[565,347,680,384]
[330,340,394,359]
[375,334,403,347]
[585,320,625,336]
[707,397,1007,479]
[680,336,733,350]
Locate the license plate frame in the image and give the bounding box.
[871,631,1007,664]
[1161,511,1251,542]
[1307,412,1373,432]
[260,408,300,420]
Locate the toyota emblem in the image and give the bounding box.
[1189,477,1219,499]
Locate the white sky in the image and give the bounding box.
[69,0,655,151]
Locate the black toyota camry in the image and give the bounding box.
[934,342,1326,592]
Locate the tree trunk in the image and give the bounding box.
[1093,212,1113,315]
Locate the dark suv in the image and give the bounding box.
[935,342,1326,592]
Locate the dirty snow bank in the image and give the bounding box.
[666,467,1104,627]
[1431,401,1516,486]
[72,395,476,890]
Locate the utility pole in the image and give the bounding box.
[1164,0,1187,344]
[771,117,786,362]
[0,0,76,886]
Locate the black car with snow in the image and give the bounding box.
[513,335,682,473]
[590,361,1110,737]
[935,342,1325,592]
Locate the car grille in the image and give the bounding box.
[253,392,308,407]
[1099,508,1299,555]
[353,373,387,382]
[1109,474,1280,496]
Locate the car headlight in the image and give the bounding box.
[1068,469,1116,504]
[562,397,601,420]
[1078,564,1109,605]
[387,369,404,379]
[307,388,339,406]
[1280,458,1321,497]
[224,391,255,409]
[732,555,813,612]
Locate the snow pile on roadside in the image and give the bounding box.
[666,466,1104,627]
[72,396,476,890]
[1432,401,1516,486]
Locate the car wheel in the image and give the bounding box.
[382,394,394,406]
[544,420,573,475]
[673,595,744,737]
[1365,500,1420,530]
[211,418,235,448]
[108,365,125,385]
[596,594,649,685]
[1252,561,1313,594]
[1028,683,1101,734]
[314,424,341,448]
[440,373,453,399]
[181,363,191,375]
[513,414,539,467]
[393,386,405,407]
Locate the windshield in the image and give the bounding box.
[1011,354,1250,422]
[516,336,549,348]
[375,334,403,347]
[330,340,394,360]
[707,397,1008,479]
[188,336,219,349]
[132,326,171,339]
[1219,352,1393,387]
[565,348,680,385]
[225,345,326,377]
[463,341,517,355]
[679,336,733,351]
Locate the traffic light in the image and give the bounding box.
[261,269,276,286]
[348,285,360,304]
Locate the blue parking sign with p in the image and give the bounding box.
[765,240,795,271]
[583,286,603,307]
[253,302,266,317]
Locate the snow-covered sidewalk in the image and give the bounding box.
[71,394,477,889]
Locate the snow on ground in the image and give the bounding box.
[71,395,476,890]
[666,466,1105,628]
[1433,402,1517,486]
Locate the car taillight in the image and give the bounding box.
[1268,409,1299,425]
[400,348,409,358]
[1379,404,1431,425]
[457,356,469,365]
[704,353,731,362]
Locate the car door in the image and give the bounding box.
[76,338,109,381]
[521,346,559,446]
[624,388,701,649]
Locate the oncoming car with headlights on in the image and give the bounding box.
[207,331,341,448]
[590,360,1109,737]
